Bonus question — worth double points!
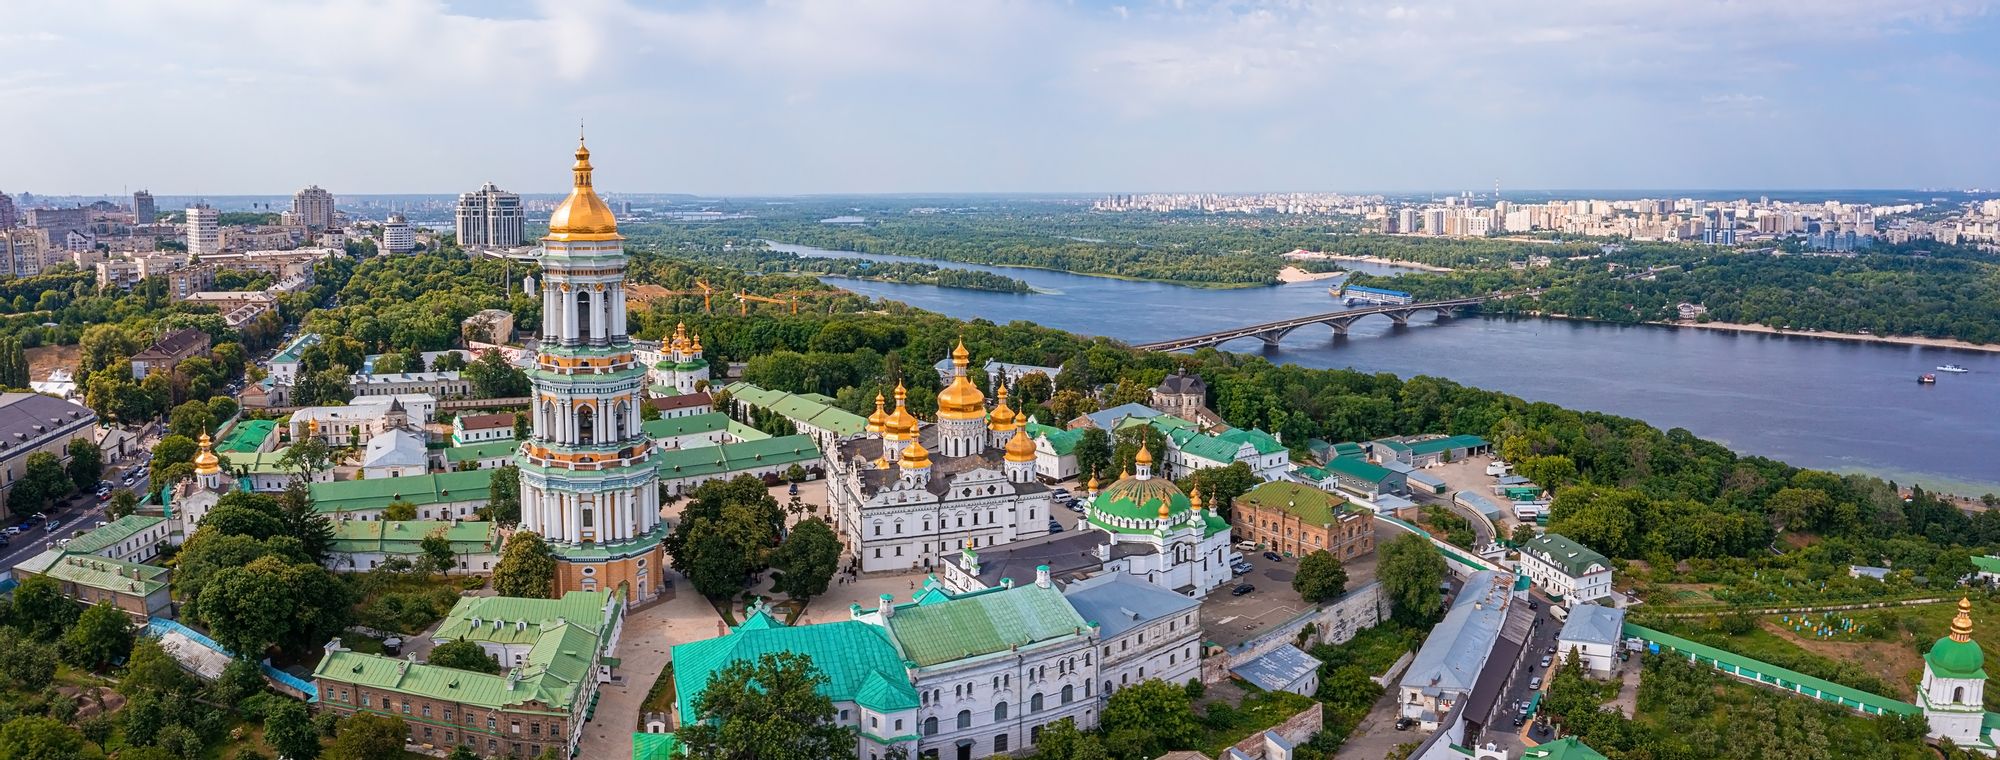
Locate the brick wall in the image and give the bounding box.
[1226,702,1324,759]
[1207,582,1385,683]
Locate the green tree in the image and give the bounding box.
[484,465,521,525]
[1073,427,1113,483]
[278,435,339,480]
[1514,455,1579,491]
[7,451,73,517]
[428,639,502,674]
[1178,462,1257,520]
[1100,679,1202,758]
[167,400,216,439]
[493,531,558,598]
[265,699,322,760]
[1292,550,1350,603]
[211,658,267,706]
[9,575,79,642]
[771,518,841,602]
[58,601,134,671]
[0,716,86,760]
[1378,533,1447,628]
[65,437,103,492]
[324,713,408,760]
[446,747,481,760]
[202,492,288,540]
[382,499,418,521]
[419,530,457,575]
[191,555,351,657]
[676,652,856,760]
[122,639,200,698]
[279,481,337,563]
[465,349,529,398]
[1028,717,1108,760]
[150,434,200,483]
[1509,523,1538,546]
[0,336,28,388]
[666,476,784,600]
[108,489,140,519]
[0,629,58,691]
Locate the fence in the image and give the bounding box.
[1622,622,1917,717]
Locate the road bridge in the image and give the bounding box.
[1132,296,1491,351]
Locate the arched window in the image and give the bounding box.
[956,710,971,730]
[576,404,595,445]
[1060,685,1073,705]
[576,294,592,341]
[993,702,1008,721]
[540,401,555,438]
[1029,693,1043,712]
[1956,686,1967,703]
[923,717,938,736]
[614,400,630,440]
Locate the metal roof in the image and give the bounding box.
[1230,644,1322,692]
[882,583,1091,668]
[1558,604,1626,647]
[1062,574,1199,640]
[1399,571,1514,696]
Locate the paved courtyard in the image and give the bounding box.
[1201,520,1393,648]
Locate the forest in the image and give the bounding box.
[617,225,1031,292]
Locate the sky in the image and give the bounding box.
[3,0,1998,196]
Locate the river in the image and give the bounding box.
[767,241,2000,496]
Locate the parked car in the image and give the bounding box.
[1529,676,1543,690]
[1231,583,1255,596]
[45,519,61,532]
[1394,717,1414,731]
[1234,540,1258,552]
[1539,656,1552,668]
[1230,563,1252,576]
[1047,520,1064,533]
[1051,488,1072,499]
[1262,551,1282,562]
[1527,601,1539,611]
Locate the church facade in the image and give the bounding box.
[515,138,667,601]
[825,344,1054,574]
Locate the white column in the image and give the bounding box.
[612,286,625,338]
[563,289,579,343]
[589,288,604,343]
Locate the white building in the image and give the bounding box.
[186,204,220,255]
[289,394,432,447]
[451,413,516,445]
[348,371,469,400]
[291,185,336,231]
[1922,599,1997,755]
[1517,533,1613,605]
[359,427,431,479]
[1555,604,1626,676]
[1154,421,1292,482]
[826,349,1055,574]
[381,213,415,254]
[648,323,710,394]
[456,182,525,248]
[1063,574,1202,695]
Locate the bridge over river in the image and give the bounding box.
[1132,295,1493,351]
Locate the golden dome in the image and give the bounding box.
[669,323,689,351]
[1005,427,1036,462]
[987,385,1017,431]
[1136,442,1153,466]
[1191,488,1204,512]
[546,137,621,242]
[193,432,221,476]
[936,341,986,421]
[866,393,888,434]
[900,438,933,470]
[884,382,921,440]
[1159,499,1172,520]
[1954,597,1976,642]
[1087,473,1100,493]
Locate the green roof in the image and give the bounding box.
[1216,427,1285,455]
[1333,441,1365,459]
[1973,556,2000,575]
[14,549,169,597]
[309,469,494,513]
[1625,622,1920,716]
[634,733,682,760]
[654,435,820,480]
[314,627,597,716]
[1522,533,1611,577]
[1026,422,1081,456]
[444,440,518,464]
[61,515,166,556]
[435,591,613,646]
[1408,435,1490,456]
[1318,456,1395,485]
[721,382,866,436]
[217,419,275,453]
[1169,428,1245,464]
[1928,636,1988,680]
[669,606,916,723]
[222,449,293,475]
[640,412,731,440]
[329,520,497,556]
[725,421,769,442]
[1234,481,1347,526]
[1521,737,1609,760]
[881,583,1090,668]
[1090,474,1193,523]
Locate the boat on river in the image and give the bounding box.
[1937,364,1970,373]
[1920,373,1938,384]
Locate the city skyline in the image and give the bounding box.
[3,0,1998,195]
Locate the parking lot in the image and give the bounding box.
[1200,520,1397,647]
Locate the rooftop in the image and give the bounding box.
[670,605,916,723]
[1062,574,1199,640]
[15,548,169,597]
[61,514,167,556]
[640,411,732,440]
[1522,533,1611,578]
[309,469,493,513]
[454,413,515,431]
[652,435,820,480]
[445,440,519,464]
[330,519,498,557]
[216,419,275,453]
[434,590,614,645]
[1230,643,1322,692]
[1233,481,1350,526]
[720,382,866,436]
[1072,402,1160,431]
[1558,604,1626,647]
[878,582,1091,668]
[1400,571,1515,695]
[1406,435,1490,456]
[0,393,95,451]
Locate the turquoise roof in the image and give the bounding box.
[445,440,518,463]
[633,733,682,760]
[62,514,166,555]
[640,412,731,440]
[1408,435,1490,456]
[1929,636,1987,680]
[669,607,917,724]
[308,469,494,513]
[653,435,820,480]
[879,583,1090,668]
[1026,422,1082,456]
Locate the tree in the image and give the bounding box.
[1178,462,1257,519]
[382,499,418,521]
[1099,679,1202,759]
[1015,371,1056,407]
[7,451,73,517]
[121,639,199,698]
[108,489,140,519]
[676,652,856,760]
[1028,717,1108,760]
[512,412,530,441]
[1379,533,1447,628]
[667,476,784,600]
[493,531,558,598]
[485,465,521,525]
[59,601,133,670]
[419,530,457,575]
[9,575,79,642]
[1514,455,1579,491]
[0,716,86,760]
[279,435,338,480]
[65,437,103,492]
[212,657,268,705]
[192,556,295,657]
[324,713,408,760]
[1292,550,1350,603]
[0,629,57,691]
[466,349,529,398]
[151,434,200,483]
[279,481,337,563]
[266,699,322,760]
[428,639,502,674]
[771,519,841,602]
[0,336,27,388]
[1074,427,1113,483]
[446,748,481,760]
[202,492,288,540]
[1509,523,1538,546]
[168,400,216,439]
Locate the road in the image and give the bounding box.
[1482,590,1568,753]
[0,439,154,573]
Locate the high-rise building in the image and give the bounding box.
[186,204,220,255]
[455,182,525,248]
[0,191,18,228]
[0,230,42,277]
[380,214,414,254]
[131,190,156,224]
[517,137,666,600]
[290,185,336,231]
[1398,208,1417,234]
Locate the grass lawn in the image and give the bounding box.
[639,663,677,730]
[1644,608,1937,702]
[1198,687,1316,756]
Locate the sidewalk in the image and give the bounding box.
[574,573,727,759]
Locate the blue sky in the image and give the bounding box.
[3,0,1996,195]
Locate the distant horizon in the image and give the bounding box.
[12,187,1998,203]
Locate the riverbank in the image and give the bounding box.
[1657,320,2000,354]
[1277,265,1344,283]
[1282,250,1453,273]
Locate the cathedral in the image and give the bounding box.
[515,137,667,601]
[648,322,709,394]
[825,343,1054,574]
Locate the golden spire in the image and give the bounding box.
[193,431,221,476]
[546,134,620,241]
[1191,488,1204,513]
[866,392,888,434]
[1158,498,1172,520]
[937,341,986,421]
[987,384,1017,431]
[1005,427,1036,462]
[884,381,921,440]
[670,322,688,351]
[1136,442,1153,466]
[900,438,932,470]
[1952,597,1976,643]
[1086,473,1100,494]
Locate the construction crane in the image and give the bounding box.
[736,289,844,315]
[628,279,717,313]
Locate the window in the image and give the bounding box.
[1061,685,1074,705]
[924,717,938,736]
[1030,725,1043,744]
[994,702,1008,721]
[957,710,972,729]
[995,733,1009,751]
[1029,693,1044,712]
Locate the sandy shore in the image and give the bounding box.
[1276,265,1344,283]
[1656,320,2000,354]
[1282,250,1453,273]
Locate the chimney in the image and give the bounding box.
[878,594,895,619]
[1035,564,1051,589]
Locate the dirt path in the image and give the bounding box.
[1758,619,1920,700]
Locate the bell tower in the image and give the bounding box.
[1921,598,1991,752]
